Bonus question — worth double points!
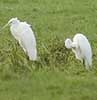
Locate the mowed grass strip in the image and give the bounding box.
[0,71,97,100]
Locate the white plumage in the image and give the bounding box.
[6,17,37,61]
[65,33,92,70]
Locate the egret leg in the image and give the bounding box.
[87,58,92,69]
[82,59,85,66]
[85,59,89,70]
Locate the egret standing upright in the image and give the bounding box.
[2,17,37,61]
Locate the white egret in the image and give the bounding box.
[1,17,37,61]
[65,33,92,70]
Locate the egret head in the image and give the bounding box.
[8,17,20,25]
[65,38,72,49]
[0,17,19,32]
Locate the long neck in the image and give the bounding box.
[72,42,78,48]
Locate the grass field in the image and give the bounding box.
[0,0,97,99]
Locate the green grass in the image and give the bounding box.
[0,0,97,99]
[0,70,97,100]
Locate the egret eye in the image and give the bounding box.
[9,21,12,24]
